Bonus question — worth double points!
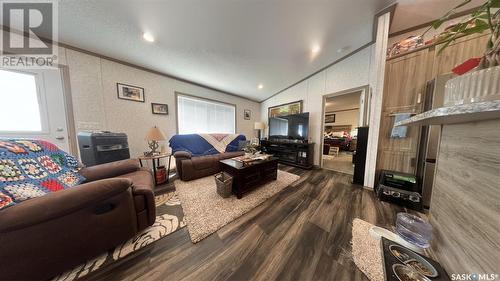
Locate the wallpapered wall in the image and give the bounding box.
[59,47,261,158]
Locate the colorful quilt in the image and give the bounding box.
[0,139,85,210]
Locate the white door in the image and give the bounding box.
[0,68,70,152]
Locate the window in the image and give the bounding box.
[0,70,43,132]
[177,94,235,134]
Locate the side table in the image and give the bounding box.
[138,153,172,186]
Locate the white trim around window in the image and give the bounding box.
[175,92,237,134]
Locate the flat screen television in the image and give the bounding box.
[268,112,309,141]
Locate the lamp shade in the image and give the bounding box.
[145,126,166,141]
[254,122,265,130]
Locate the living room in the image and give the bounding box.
[1,0,499,280]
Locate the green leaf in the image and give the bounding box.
[462,25,490,35]
[489,0,500,8]
[437,39,455,55]
[487,38,494,49]
[476,14,491,19]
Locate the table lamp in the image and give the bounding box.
[254,122,265,140]
[145,126,166,154]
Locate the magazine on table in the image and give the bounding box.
[232,152,272,163]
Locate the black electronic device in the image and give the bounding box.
[376,170,422,210]
[268,112,309,142]
[77,131,130,167]
[353,126,369,185]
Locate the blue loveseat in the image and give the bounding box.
[169,134,246,181]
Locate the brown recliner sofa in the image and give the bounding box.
[0,159,156,281]
[174,151,244,181]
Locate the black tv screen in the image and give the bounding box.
[268,112,309,141]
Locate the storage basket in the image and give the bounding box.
[215,172,233,198]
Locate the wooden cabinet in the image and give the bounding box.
[432,34,490,77]
[376,33,490,175]
[377,49,431,174]
[383,50,430,111]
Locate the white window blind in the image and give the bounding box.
[0,70,42,132]
[177,95,235,134]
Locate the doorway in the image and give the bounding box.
[320,86,369,175]
[0,68,74,153]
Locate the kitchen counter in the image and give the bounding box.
[402,100,500,275]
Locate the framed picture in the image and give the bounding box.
[325,113,336,123]
[117,83,145,102]
[244,109,251,120]
[268,100,303,118]
[151,103,168,115]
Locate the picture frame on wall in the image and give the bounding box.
[151,103,168,115]
[268,100,303,118]
[244,109,251,120]
[117,83,145,102]
[325,113,336,123]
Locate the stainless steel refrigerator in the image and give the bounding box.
[416,74,453,208]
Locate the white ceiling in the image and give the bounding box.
[390,0,484,34]
[53,0,394,102]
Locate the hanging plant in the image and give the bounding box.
[426,0,499,68]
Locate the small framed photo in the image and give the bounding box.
[244,109,251,120]
[325,113,336,123]
[151,103,168,115]
[117,83,145,102]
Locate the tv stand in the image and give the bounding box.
[260,140,314,169]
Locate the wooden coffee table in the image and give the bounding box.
[219,157,278,199]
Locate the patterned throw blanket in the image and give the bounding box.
[198,134,241,153]
[0,139,85,210]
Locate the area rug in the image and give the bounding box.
[52,192,186,281]
[351,218,384,281]
[175,170,300,243]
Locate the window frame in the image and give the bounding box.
[175,92,237,134]
[0,69,50,135]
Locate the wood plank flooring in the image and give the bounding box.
[83,166,418,281]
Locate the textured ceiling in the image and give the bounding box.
[53,0,394,102]
[390,0,484,34]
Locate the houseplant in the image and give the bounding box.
[427,0,500,106]
[428,0,499,69]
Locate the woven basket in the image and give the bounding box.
[215,172,233,198]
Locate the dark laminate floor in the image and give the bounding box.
[83,166,420,281]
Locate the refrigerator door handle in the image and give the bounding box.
[425,158,436,163]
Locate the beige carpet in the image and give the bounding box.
[351,218,384,281]
[175,170,300,243]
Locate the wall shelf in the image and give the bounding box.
[395,100,500,127]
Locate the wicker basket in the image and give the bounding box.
[215,172,233,198]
